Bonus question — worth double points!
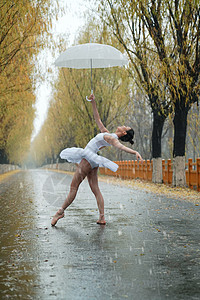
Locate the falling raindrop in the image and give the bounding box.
[118,230,122,236]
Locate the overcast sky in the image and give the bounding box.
[32,0,92,140]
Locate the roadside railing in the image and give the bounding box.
[99,158,200,192]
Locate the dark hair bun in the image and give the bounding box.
[119,128,134,145]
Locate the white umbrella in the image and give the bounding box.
[55,43,128,100]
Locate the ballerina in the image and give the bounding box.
[51,94,143,226]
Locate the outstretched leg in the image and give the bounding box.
[87,167,106,225]
[51,159,92,226]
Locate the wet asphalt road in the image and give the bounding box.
[0,169,200,300]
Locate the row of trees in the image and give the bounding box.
[29,24,131,167]
[29,9,199,187]
[0,0,61,164]
[29,0,199,187]
[97,0,200,185]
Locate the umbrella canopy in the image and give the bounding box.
[54,43,128,69]
[55,43,128,100]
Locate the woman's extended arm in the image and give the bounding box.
[88,94,109,133]
[104,135,143,161]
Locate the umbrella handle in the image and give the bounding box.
[86,90,93,102]
[86,96,91,102]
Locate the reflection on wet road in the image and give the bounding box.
[0,169,199,299]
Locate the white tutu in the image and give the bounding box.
[60,147,118,172]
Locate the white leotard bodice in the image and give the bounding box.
[85,133,118,153]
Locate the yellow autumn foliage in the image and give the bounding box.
[30,22,131,166]
[0,0,61,164]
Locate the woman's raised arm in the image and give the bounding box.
[88,94,109,133]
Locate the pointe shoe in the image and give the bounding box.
[97,214,106,225]
[97,219,106,225]
[51,208,64,226]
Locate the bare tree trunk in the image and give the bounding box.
[172,106,189,186]
[152,112,165,183]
